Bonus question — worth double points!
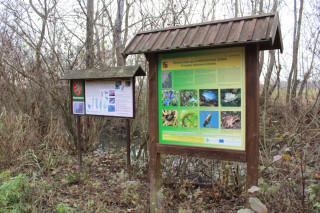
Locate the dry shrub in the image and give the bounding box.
[0,107,70,172]
[258,96,320,212]
[0,108,40,170]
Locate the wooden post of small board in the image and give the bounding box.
[76,116,83,173]
[245,44,259,196]
[126,119,131,167]
[146,53,161,212]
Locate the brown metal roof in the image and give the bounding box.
[61,65,146,80]
[123,13,282,57]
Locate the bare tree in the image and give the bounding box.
[86,0,94,68]
[258,0,265,77]
[234,0,239,17]
[286,0,304,103]
[29,0,57,71]
[259,0,279,105]
[211,0,219,20]
[298,29,320,97]
[103,0,133,66]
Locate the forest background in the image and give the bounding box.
[0,0,320,212]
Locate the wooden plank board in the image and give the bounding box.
[218,21,233,43]
[195,25,210,46]
[137,33,152,53]
[247,18,257,41]
[144,31,161,51]
[260,17,270,40]
[174,28,190,48]
[266,16,274,39]
[252,18,266,41]
[154,30,170,50]
[157,144,247,162]
[145,53,161,212]
[233,20,245,42]
[206,23,221,44]
[122,13,283,57]
[269,13,279,46]
[184,26,200,47]
[138,13,276,35]
[125,34,143,53]
[165,29,180,49]
[245,45,259,192]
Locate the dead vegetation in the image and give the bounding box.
[0,91,320,212]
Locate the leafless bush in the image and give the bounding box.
[257,94,320,212]
[0,107,71,171]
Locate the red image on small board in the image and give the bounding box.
[163,62,168,68]
[73,80,83,95]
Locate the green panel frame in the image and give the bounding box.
[158,47,246,150]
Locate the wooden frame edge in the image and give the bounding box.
[156,143,246,162]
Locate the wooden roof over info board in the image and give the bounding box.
[123,13,282,57]
[61,65,146,80]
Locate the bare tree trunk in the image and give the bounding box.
[259,0,279,105]
[259,0,264,14]
[83,0,95,155]
[114,0,125,66]
[95,24,101,66]
[260,50,275,105]
[104,0,126,66]
[251,0,257,14]
[101,17,106,66]
[258,0,264,77]
[29,0,57,72]
[86,0,94,69]
[211,0,218,20]
[234,0,239,17]
[259,51,264,77]
[269,58,281,97]
[94,6,102,66]
[286,0,304,102]
[122,0,132,51]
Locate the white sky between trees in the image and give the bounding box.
[20,0,318,84]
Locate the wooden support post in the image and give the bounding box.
[126,119,131,167]
[76,116,83,173]
[146,53,161,212]
[150,153,161,210]
[245,45,260,194]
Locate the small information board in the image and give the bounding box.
[72,80,85,115]
[62,66,146,168]
[62,65,146,119]
[85,79,134,117]
[158,47,245,150]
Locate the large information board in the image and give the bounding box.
[158,47,245,150]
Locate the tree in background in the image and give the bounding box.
[286,0,304,103]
